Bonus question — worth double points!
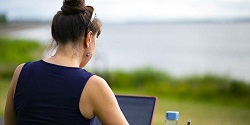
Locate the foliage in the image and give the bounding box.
[96,68,250,109]
[0,79,9,116]
[0,37,44,78]
[0,14,7,23]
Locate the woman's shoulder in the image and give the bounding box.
[87,75,109,90]
[81,74,114,105]
[10,63,25,95]
[79,75,113,118]
[13,63,26,79]
[89,75,106,83]
[15,63,25,72]
[85,74,116,107]
[81,75,129,124]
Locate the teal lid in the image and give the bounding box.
[166,111,179,120]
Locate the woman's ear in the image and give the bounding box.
[84,31,93,48]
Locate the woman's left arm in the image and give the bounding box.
[4,64,24,125]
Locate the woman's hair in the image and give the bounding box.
[51,0,102,46]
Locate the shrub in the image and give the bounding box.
[98,68,250,108]
[0,37,44,78]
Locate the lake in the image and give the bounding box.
[1,22,250,82]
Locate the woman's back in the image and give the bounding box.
[14,60,93,124]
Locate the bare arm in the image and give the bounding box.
[80,75,129,125]
[4,64,24,125]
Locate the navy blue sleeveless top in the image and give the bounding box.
[14,60,93,125]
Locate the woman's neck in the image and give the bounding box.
[46,44,84,68]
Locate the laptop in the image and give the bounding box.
[90,94,157,125]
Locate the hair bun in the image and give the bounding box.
[61,0,85,14]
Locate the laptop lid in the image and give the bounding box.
[91,94,157,125]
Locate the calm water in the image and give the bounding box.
[1,22,250,81]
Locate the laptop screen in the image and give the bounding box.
[91,95,157,125]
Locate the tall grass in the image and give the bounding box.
[95,67,250,109]
[113,88,250,125]
[0,79,10,116]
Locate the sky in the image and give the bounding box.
[0,0,250,23]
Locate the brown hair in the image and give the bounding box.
[51,0,102,46]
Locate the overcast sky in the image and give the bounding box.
[0,0,250,22]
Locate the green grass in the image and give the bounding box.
[98,68,250,109]
[113,88,250,125]
[0,79,10,116]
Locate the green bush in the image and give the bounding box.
[0,14,7,23]
[0,37,44,78]
[97,68,250,108]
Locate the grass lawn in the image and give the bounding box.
[113,88,250,125]
[153,97,250,125]
[0,79,10,116]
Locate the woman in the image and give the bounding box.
[4,0,129,124]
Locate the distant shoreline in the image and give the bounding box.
[0,22,50,36]
[1,20,250,35]
[1,17,250,25]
